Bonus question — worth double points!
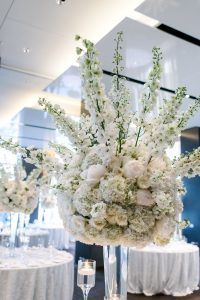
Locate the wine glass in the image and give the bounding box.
[19,234,30,251]
[38,236,44,248]
[77,259,96,300]
[48,239,55,258]
[2,236,10,258]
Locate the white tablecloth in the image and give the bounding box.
[40,225,70,249]
[0,247,74,300]
[128,241,199,296]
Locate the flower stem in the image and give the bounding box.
[135,127,142,147]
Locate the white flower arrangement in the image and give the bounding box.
[1,32,200,247]
[0,164,39,214]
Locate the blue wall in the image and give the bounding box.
[181,127,200,245]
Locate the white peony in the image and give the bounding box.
[122,160,145,178]
[136,189,155,206]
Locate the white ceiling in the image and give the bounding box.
[0,0,200,130]
[0,0,144,123]
[137,0,200,39]
[0,67,50,124]
[1,0,144,78]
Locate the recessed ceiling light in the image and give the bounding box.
[56,0,66,5]
[23,47,30,54]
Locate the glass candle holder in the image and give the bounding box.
[77,259,96,300]
[111,294,121,300]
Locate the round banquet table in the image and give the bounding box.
[0,247,74,300]
[39,225,70,249]
[128,241,199,297]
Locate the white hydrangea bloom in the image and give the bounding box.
[100,176,127,204]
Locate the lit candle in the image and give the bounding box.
[111,294,120,300]
[78,262,95,275]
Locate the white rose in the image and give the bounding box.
[123,160,145,178]
[86,164,106,185]
[136,189,155,206]
[148,157,166,173]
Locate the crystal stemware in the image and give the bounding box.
[77,259,96,300]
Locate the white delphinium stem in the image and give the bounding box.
[38,98,82,148]
[76,36,117,148]
[79,114,98,150]
[0,137,27,157]
[135,47,162,146]
[173,147,200,178]
[26,168,41,184]
[49,142,73,159]
[144,96,200,155]
[140,47,162,114]
[109,32,131,155]
[176,97,200,128]
[158,87,187,124]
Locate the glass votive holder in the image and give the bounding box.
[110,294,121,300]
[77,259,96,300]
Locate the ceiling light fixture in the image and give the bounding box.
[56,0,66,5]
[127,11,160,28]
[23,47,30,54]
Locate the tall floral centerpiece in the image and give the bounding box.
[0,165,39,214]
[36,34,200,247]
[1,33,200,299]
[0,162,39,248]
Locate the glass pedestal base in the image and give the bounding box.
[103,246,128,300]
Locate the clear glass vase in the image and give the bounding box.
[10,212,19,253]
[103,245,128,300]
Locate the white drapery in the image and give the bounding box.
[128,241,199,296]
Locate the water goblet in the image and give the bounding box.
[77,259,96,300]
